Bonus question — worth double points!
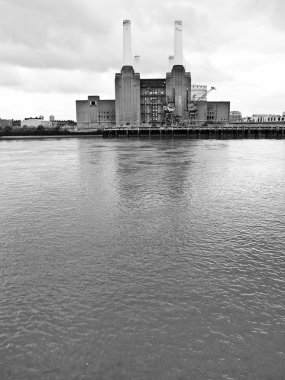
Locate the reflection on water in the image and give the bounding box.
[0,138,285,380]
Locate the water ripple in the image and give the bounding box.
[0,139,285,379]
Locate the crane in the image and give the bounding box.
[159,97,175,127]
[187,86,216,125]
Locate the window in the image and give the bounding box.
[90,101,97,107]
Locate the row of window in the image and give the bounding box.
[256,117,285,122]
[143,90,165,95]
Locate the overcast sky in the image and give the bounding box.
[0,0,285,120]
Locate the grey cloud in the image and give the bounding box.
[0,0,283,97]
[0,0,240,75]
[0,0,116,69]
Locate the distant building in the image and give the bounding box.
[21,116,52,128]
[191,85,208,101]
[76,96,115,130]
[12,120,21,127]
[230,111,242,122]
[251,114,285,122]
[0,118,13,128]
[207,102,231,122]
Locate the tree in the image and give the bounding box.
[36,125,45,135]
[4,126,12,135]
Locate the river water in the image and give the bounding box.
[0,138,285,380]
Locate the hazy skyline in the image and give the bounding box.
[0,0,285,120]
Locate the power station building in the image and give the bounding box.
[76,20,230,129]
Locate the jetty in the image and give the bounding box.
[103,123,285,139]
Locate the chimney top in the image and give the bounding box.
[123,19,132,66]
[174,19,183,66]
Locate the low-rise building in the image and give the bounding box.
[0,118,13,128]
[21,116,52,128]
[230,111,242,122]
[207,102,230,122]
[251,114,285,122]
[76,96,116,130]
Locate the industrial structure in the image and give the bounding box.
[76,20,230,129]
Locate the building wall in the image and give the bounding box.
[76,96,115,129]
[115,66,140,126]
[166,65,191,122]
[251,114,285,122]
[140,79,166,125]
[98,100,115,127]
[76,101,89,125]
[230,111,242,122]
[196,101,208,122]
[76,68,233,127]
[207,101,230,122]
[191,85,207,101]
[21,119,52,128]
[88,96,100,124]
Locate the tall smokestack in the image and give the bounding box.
[123,20,132,66]
[134,55,140,72]
[168,55,174,71]
[174,20,183,66]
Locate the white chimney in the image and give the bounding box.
[123,20,132,66]
[134,55,140,72]
[174,20,183,66]
[168,55,174,71]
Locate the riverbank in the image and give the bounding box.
[0,134,102,140]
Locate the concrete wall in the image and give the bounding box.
[88,96,100,124]
[191,85,207,101]
[76,101,89,123]
[115,66,140,126]
[76,96,115,129]
[98,100,115,127]
[196,101,208,122]
[207,101,230,122]
[21,119,52,128]
[166,65,191,122]
[76,97,99,128]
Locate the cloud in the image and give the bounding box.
[0,64,23,87]
[0,0,284,118]
[0,0,243,73]
[237,0,285,31]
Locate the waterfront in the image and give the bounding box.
[0,138,285,379]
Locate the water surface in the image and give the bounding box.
[0,138,285,379]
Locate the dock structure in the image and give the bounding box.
[103,123,285,139]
